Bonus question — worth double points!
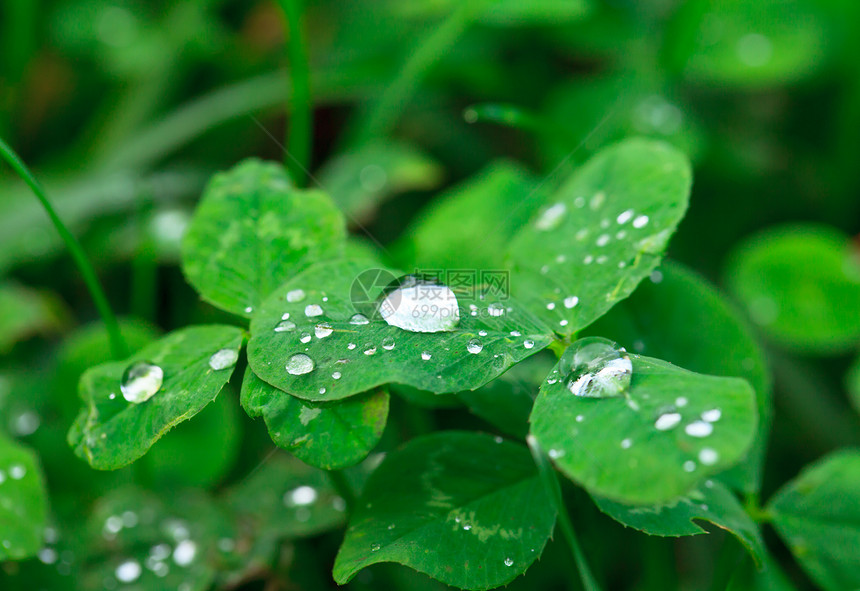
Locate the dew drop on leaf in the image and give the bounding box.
[699,448,719,465]
[421,351,432,361]
[561,338,632,399]
[504,557,514,567]
[286,354,314,375]
[685,421,714,438]
[655,412,682,431]
[466,339,483,354]
[349,313,369,325]
[370,543,381,552]
[115,559,142,583]
[286,289,306,303]
[523,339,535,349]
[379,275,460,333]
[314,322,333,338]
[120,361,164,403]
[208,348,238,370]
[274,319,296,332]
[381,337,396,350]
[305,304,324,317]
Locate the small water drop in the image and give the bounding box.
[244,306,253,314]
[523,339,535,349]
[370,543,381,553]
[617,209,634,224]
[332,371,342,380]
[364,344,377,355]
[382,337,396,350]
[173,540,197,567]
[561,338,632,399]
[9,464,26,480]
[548,448,564,459]
[347,343,357,350]
[632,215,649,229]
[286,289,306,303]
[478,330,488,337]
[487,302,505,317]
[546,302,556,310]
[621,438,633,449]
[701,409,721,422]
[120,361,164,403]
[421,351,432,361]
[319,387,326,395]
[504,557,514,567]
[274,319,296,332]
[379,275,459,333]
[300,332,312,344]
[699,448,719,465]
[596,234,610,247]
[315,322,334,338]
[510,330,521,337]
[467,339,483,354]
[115,560,142,583]
[675,397,688,407]
[683,460,697,472]
[350,313,370,325]
[286,354,314,375]
[305,304,324,317]
[208,348,238,370]
[655,413,682,431]
[535,202,567,231]
[285,485,318,506]
[563,296,579,309]
[685,421,713,438]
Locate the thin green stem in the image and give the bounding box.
[0,137,127,359]
[350,0,488,145]
[528,435,602,591]
[328,469,356,512]
[276,0,312,186]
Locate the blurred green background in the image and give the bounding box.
[2,0,860,589]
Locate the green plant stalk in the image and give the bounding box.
[350,0,488,145]
[0,137,127,359]
[276,0,312,186]
[527,434,602,591]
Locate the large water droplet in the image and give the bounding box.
[421,351,432,361]
[560,338,631,399]
[379,275,459,333]
[120,361,164,403]
[467,339,483,354]
[315,322,333,338]
[286,354,314,375]
[208,348,238,370]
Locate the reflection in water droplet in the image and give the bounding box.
[561,338,632,399]
[300,332,312,344]
[504,557,514,567]
[467,339,483,354]
[286,289,306,303]
[523,339,535,349]
[121,362,164,403]
[275,319,296,332]
[350,313,370,325]
[208,348,238,370]
[364,345,377,356]
[421,351,432,361]
[382,337,396,350]
[315,322,333,338]
[286,354,314,375]
[332,371,342,380]
[379,275,459,333]
[370,543,381,553]
[655,413,682,431]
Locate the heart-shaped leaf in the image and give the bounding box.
[725,224,860,354]
[767,450,860,591]
[240,368,388,470]
[530,345,757,504]
[507,138,692,335]
[332,431,557,590]
[585,261,771,494]
[0,435,48,561]
[246,259,554,401]
[68,325,244,470]
[593,478,765,566]
[181,158,346,318]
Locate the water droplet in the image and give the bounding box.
[561,338,632,399]
[38,548,58,564]
[120,361,164,403]
[467,339,483,354]
[675,397,688,407]
[370,543,381,553]
[350,313,370,325]
[535,202,567,230]
[584,255,594,264]
[590,192,605,210]
[563,296,579,309]
[244,306,253,314]
[655,413,682,431]
[504,557,514,567]
[596,234,610,247]
[463,524,472,531]
[347,343,357,350]
[510,330,521,337]
[523,339,535,349]
[701,409,721,422]
[115,560,142,583]
[683,460,696,472]
[9,464,26,480]
[487,303,505,317]
[632,215,649,229]
[286,289,306,303]
[546,302,556,310]
[305,304,324,317]
[478,329,488,337]
[548,448,564,459]
[286,354,314,375]
[379,275,459,333]
[208,348,238,370]
[13,411,40,436]
[319,387,327,395]
[275,319,296,332]
[300,332,312,344]
[173,540,197,567]
[332,371,342,380]
[285,485,318,506]
[362,344,377,355]
[281,312,290,320]
[699,448,719,465]
[621,438,632,449]
[617,209,634,224]
[421,351,432,361]
[685,421,713,438]
[382,337,396,350]
[315,322,333,338]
